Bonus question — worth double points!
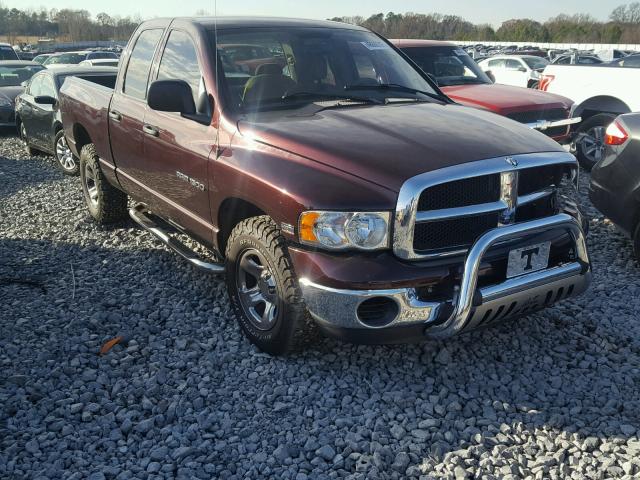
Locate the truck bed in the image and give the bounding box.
[59,73,117,165]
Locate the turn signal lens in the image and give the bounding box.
[604,121,628,146]
[299,212,320,242]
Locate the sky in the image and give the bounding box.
[2,0,620,26]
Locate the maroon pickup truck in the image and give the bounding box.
[391,40,580,143]
[59,17,591,355]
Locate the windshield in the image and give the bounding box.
[44,53,86,65]
[401,46,491,86]
[522,57,549,70]
[0,65,44,86]
[212,27,439,113]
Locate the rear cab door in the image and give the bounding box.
[141,20,218,245]
[108,20,168,201]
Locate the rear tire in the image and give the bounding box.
[575,113,616,171]
[55,130,79,176]
[79,143,128,224]
[225,216,311,355]
[19,121,38,157]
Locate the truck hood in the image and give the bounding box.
[237,101,563,192]
[442,83,572,115]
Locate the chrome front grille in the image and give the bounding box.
[393,153,578,260]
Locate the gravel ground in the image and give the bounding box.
[1,129,640,480]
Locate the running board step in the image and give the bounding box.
[129,205,225,274]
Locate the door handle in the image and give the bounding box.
[109,110,122,122]
[143,124,159,137]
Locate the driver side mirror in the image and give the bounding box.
[148,80,195,115]
[484,70,496,83]
[34,95,57,105]
[518,67,527,73]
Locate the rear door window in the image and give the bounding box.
[488,59,505,69]
[123,29,164,100]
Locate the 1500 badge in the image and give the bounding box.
[176,171,205,191]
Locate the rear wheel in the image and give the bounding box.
[225,216,311,355]
[79,143,128,224]
[55,130,79,176]
[575,113,616,171]
[19,121,37,157]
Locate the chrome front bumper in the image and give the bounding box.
[300,213,591,339]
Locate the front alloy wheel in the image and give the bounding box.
[236,248,279,331]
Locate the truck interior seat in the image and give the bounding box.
[242,63,296,105]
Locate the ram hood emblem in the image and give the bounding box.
[505,156,518,167]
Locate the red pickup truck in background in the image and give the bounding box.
[392,40,580,143]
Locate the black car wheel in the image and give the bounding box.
[55,130,79,176]
[575,113,616,171]
[19,121,38,157]
[225,216,312,355]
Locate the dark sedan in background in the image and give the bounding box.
[15,66,117,175]
[0,61,44,127]
[590,113,640,258]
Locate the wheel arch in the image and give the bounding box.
[72,123,92,154]
[217,197,267,256]
[574,96,630,122]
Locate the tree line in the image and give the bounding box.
[331,2,640,44]
[2,2,640,46]
[0,2,140,45]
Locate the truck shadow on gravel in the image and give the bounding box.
[2,232,639,477]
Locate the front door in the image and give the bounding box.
[140,29,216,244]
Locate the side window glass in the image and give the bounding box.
[41,76,56,97]
[157,30,208,115]
[506,59,521,70]
[28,75,43,96]
[123,29,164,100]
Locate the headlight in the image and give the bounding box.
[0,97,12,107]
[299,211,391,251]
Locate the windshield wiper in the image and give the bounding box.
[281,91,381,104]
[344,83,446,101]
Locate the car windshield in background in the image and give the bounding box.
[522,57,549,70]
[402,46,492,86]
[0,65,44,86]
[212,27,439,112]
[0,46,18,60]
[44,53,86,65]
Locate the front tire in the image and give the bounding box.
[79,143,128,224]
[575,114,616,171]
[55,130,79,176]
[225,216,309,355]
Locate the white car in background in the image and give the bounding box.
[43,51,118,69]
[78,59,119,68]
[478,55,549,89]
[540,63,640,170]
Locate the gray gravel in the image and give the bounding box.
[1,129,640,479]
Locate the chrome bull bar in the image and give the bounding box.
[424,213,590,338]
[526,117,582,131]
